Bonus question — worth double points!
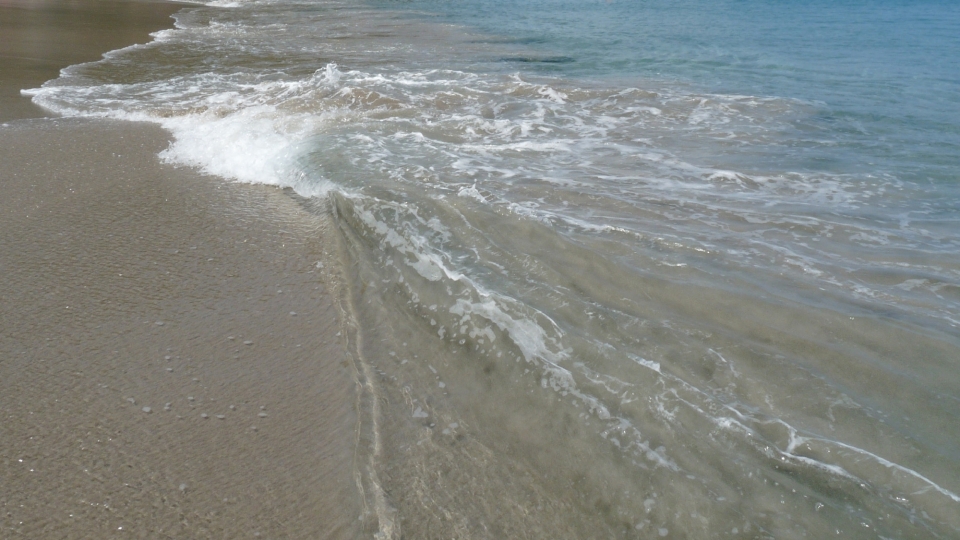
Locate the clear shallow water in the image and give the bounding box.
[25,0,960,537]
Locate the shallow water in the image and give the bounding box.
[25,0,960,536]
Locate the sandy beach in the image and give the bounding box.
[5,0,960,538]
[1,2,362,537]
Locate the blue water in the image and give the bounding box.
[382,0,960,182]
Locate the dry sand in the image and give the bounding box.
[0,2,363,538]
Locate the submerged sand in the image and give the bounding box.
[1,2,363,537]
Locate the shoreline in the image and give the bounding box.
[0,0,185,122]
[6,0,960,537]
[1,2,363,536]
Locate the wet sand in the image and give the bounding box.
[0,2,362,537]
[0,0,186,121]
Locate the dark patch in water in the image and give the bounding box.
[468,36,549,45]
[498,56,576,64]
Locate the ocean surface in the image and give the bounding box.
[25,0,960,537]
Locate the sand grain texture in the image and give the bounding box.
[0,119,362,538]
